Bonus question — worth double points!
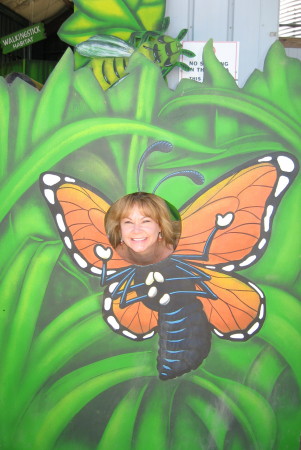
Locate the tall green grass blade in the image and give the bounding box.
[186,394,229,449]
[27,294,102,361]
[0,241,61,408]
[31,49,74,144]
[73,66,108,115]
[18,313,108,418]
[9,80,39,165]
[259,314,301,385]
[23,353,154,450]
[0,237,44,361]
[170,390,210,450]
[125,54,168,191]
[97,383,149,450]
[244,41,301,119]
[246,346,286,397]
[133,381,177,449]
[190,371,277,449]
[0,77,10,180]
[203,39,238,90]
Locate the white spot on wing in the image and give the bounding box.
[90,267,102,275]
[107,315,120,330]
[277,155,295,172]
[230,333,245,340]
[213,329,224,337]
[258,238,266,250]
[259,303,265,319]
[248,282,264,298]
[64,236,72,249]
[44,189,55,204]
[205,265,216,269]
[73,253,88,268]
[222,264,235,272]
[145,272,154,285]
[216,212,234,228]
[43,173,61,186]
[95,245,112,260]
[56,214,66,232]
[239,255,256,267]
[109,282,118,293]
[275,175,289,197]
[107,270,116,275]
[264,205,274,232]
[122,330,137,339]
[104,297,112,311]
[143,331,155,339]
[64,176,75,182]
[258,156,272,162]
[247,322,260,335]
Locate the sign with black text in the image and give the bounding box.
[180,41,240,83]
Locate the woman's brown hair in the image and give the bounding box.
[105,192,181,249]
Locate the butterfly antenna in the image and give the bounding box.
[152,170,205,194]
[137,141,173,191]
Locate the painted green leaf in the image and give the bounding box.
[244,41,301,122]
[58,0,166,45]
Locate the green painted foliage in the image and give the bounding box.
[0,40,300,449]
[58,0,166,45]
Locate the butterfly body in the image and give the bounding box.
[40,151,299,380]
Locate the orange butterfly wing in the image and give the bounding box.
[40,173,129,275]
[197,268,264,339]
[103,284,158,340]
[177,154,298,271]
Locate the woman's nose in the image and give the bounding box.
[132,223,142,232]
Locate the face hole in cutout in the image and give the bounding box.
[105,193,181,266]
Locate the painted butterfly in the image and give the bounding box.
[40,150,299,380]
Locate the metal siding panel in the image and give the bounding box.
[232,0,279,86]
[193,0,231,40]
[166,0,281,88]
[285,47,301,59]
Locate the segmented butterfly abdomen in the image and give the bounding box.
[157,299,211,380]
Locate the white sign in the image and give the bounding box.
[179,41,240,83]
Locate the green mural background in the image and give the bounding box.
[0,1,301,449]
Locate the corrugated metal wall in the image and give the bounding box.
[166,0,281,88]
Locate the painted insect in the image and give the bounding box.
[75,27,195,90]
[40,144,298,380]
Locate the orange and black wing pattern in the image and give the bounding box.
[103,282,159,340]
[40,172,129,278]
[177,153,299,271]
[173,153,298,339]
[197,268,265,340]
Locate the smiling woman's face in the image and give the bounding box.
[120,205,161,256]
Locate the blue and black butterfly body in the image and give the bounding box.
[102,258,215,379]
